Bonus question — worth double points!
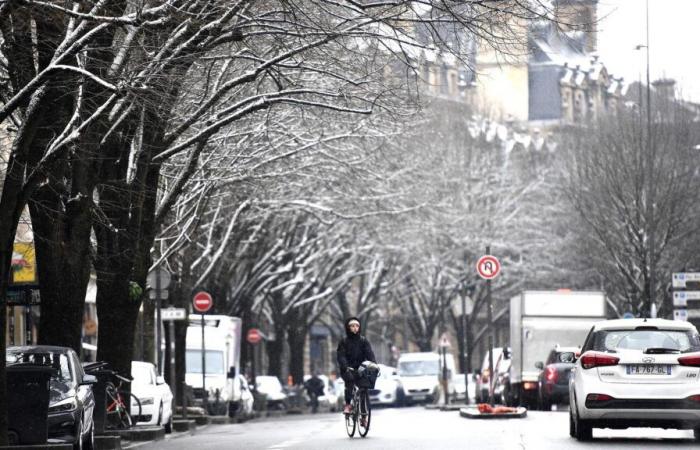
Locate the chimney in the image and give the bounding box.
[553,0,599,53]
[652,78,676,99]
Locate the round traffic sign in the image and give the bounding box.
[247,328,262,345]
[192,291,213,313]
[476,255,501,280]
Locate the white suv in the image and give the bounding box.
[569,318,700,441]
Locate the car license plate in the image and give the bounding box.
[412,394,426,400]
[626,364,671,375]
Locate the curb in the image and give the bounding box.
[105,426,165,442]
[0,445,72,449]
[172,419,197,433]
[96,435,123,450]
[459,406,527,419]
[440,404,468,411]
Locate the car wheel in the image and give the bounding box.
[573,406,592,441]
[84,423,95,450]
[568,407,576,438]
[73,417,84,450]
[157,403,163,426]
[164,413,173,434]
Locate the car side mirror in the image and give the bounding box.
[81,374,97,386]
[502,347,511,359]
[156,376,166,385]
[535,361,544,370]
[227,367,236,379]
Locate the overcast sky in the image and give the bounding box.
[596,0,699,101]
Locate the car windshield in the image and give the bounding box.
[589,329,700,353]
[6,351,71,383]
[132,364,154,385]
[186,350,225,374]
[398,360,439,377]
[256,377,282,392]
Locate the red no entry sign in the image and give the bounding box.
[247,328,262,345]
[476,255,501,280]
[192,291,213,313]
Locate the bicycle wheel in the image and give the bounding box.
[358,390,371,437]
[105,383,121,429]
[120,392,142,428]
[344,402,356,437]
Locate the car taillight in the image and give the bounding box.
[523,382,537,390]
[544,366,558,383]
[687,395,700,402]
[580,351,619,369]
[586,393,613,402]
[678,354,700,367]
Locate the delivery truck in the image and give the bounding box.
[508,290,607,408]
[186,315,243,417]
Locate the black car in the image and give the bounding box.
[6,346,96,450]
[536,346,578,411]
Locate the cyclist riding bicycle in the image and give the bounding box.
[337,317,376,415]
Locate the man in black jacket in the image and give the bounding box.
[337,316,376,414]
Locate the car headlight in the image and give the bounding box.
[139,397,155,406]
[49,397,78,413]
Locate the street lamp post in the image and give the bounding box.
[643,0,656,318]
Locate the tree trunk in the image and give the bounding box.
[95,273,140,377]
[175,319,188,408]
[287,323,307,384]
[266,323,285,379]
[30,190,92,352]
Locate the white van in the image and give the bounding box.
[186,315,244,417]
[397,352,456,404]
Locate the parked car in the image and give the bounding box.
[255,376,289,410]
[130,361,173,432]
[369,364,404,407]
[493,351,512,404]
[453,373,477,404]
[536,346,579,410]
[6,345,96,450]
[569,319,700,442]
[333,376,346,408]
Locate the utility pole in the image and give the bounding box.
[645,0,656,318]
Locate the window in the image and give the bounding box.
[398,360,439,377]
[588,329,700,353]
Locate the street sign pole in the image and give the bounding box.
[156,271,162,375]
[462,291,469,405]
[161,308,186,420]
[169,319,176,403]
[192,291,213,414]
[200,313,207,414]
[485,246,495,406]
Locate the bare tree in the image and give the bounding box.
[561,105,700,317]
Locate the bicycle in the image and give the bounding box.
[344,364,378,438]
[105,372,142,429]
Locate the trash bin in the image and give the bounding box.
[83,361,113,435]
[6,364,55,445]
